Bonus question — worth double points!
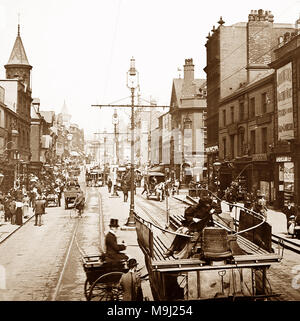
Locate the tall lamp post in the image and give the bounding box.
[124,57,139,228]
[111,109,120,197]
[213,161,221,195]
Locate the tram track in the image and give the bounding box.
[50,183,104,301]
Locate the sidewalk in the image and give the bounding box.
[0,207,35,244]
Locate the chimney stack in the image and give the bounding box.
[184,58,194,82]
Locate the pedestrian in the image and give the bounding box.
[107,178,112,193]
[74,191,85,216]
[122,183,129,202]
[174,179,180,195]
[4,196,12,222]
[119,258,143,301]
[22,194,30,219]
[141,179,148,195]
[33,195,46,226]
[226,189,236,212]
[243,193,253,210]
[255,192,268,220]
[283,201,296,233]
[0,200,4,224]
[15,197,24,226]
[9,197,17,225]
[105,218,128,262]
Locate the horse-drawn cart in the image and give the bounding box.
[82,254,129,301]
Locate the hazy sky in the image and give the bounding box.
[0,0,299,138]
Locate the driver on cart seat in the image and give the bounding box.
[105,218,128,263]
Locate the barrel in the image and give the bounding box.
[202,227,232,260]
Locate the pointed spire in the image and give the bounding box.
[61,100,69,115]
[6,23,30,66]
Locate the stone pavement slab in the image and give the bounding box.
[0,208,35,244]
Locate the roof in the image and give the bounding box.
[40,111,55,124]
[7,26,31,66]
[172,78,206,108]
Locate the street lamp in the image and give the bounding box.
[111,109,120,197]
[124,57,139,228]
[213,161,222,194]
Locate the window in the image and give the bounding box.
[250,97,255,118]
[238,127,245,156]
[261,92,267,114]
[223,137,227,159]
[261,127,268,153]
[230,135,234,159]
[223,110,226,127]
[230,106,234,123]
[239,102,244,121]
[250,130,256,155]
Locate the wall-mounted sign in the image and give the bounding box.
[205,145,218,153]
[252,153,268,161]
[276,156,292,162]
[277,62,294,140]
[283,161,294,183]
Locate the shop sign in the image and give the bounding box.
[252,153,268,161]
[283,162,294,183]
[277,62,294,140]
[205,145,218,153]
[276,156,292,162]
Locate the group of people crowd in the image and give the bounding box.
[224,183,268,219]
[0,170,66,227]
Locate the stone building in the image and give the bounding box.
[169,58,207,184]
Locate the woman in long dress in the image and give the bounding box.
[22,194,30,219]
[15,198,24,226]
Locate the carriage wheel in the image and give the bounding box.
[88,272,124,301]
[84,278,91,300]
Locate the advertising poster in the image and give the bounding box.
[277,62,294,140]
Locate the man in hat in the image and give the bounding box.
[33,195,46,226]
[105,218,128,262]
[164,197,215,257]
[119,258,143,301]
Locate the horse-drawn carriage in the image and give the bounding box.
[86,169,104,187]
[145,172,165,201]
[82,254,129,301]
[134,196,283,301]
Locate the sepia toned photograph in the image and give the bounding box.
[0,0,299,313]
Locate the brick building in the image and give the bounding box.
[204,9,294,192]
[269,19,300,208]
[0,25,33,189]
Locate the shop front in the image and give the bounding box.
[275,155,295,209]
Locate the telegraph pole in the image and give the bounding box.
[92,58,170,229]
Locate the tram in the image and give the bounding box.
[134,196,283,301]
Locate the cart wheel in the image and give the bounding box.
[84,278,91,300]
[88,272,124,301]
